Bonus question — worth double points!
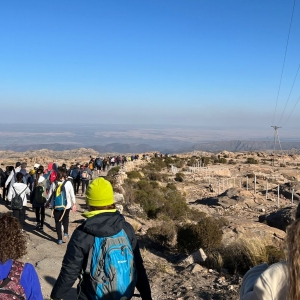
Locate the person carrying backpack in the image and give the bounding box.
[0,213,43,299]
[70,164,81,195]
[7,172,30,229]
[31,168,48,232]
[46,169,76,245]
[80,164,92,196]
[50,177,152,300]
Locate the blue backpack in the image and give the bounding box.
[85,229,137,300]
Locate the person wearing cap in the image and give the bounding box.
[5,162,21,188]
[50,177,153,300]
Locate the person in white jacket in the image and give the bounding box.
[240,203,300,300]
[46,168,76,245]
[7,172,30,229]
[5,162,21,188]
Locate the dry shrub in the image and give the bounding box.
[221,238,285,274]
[147,221,177,248]
[126,219,142,233]
[177,217,223,254]
[205,250,224,273]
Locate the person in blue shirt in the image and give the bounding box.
[0,212,43,299]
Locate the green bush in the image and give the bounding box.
[127,170,142,179]
[175,172,184,182]
[246,157,258,164]
[219,158,227,164]
[107,166,121,177]
[177,217,223,253]
[173,158,185,168]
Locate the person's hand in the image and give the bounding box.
[72,204,77,212]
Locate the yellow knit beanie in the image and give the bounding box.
[86,177,114,207]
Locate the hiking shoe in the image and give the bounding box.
[57,240,63,245]
[35,223,41,229]
[63,233,69,243]
[38,226,44,232]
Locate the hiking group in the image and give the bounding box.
[0,158,152,300]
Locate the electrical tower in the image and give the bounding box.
[271,126,283,166]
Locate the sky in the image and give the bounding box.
[1,1,300,138]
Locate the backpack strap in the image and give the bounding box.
[12,186,27,196]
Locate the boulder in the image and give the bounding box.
[259,205,298,231]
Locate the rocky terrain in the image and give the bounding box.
[0,149,299,299]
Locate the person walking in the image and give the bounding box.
[31,168,48,232]
[80,164,92,196]
[50,177,152,300]
[46,169,76,244]
[7,172,30,229]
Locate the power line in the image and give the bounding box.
[282,93,300,126]
[272,0,297,126]
[278,63,300,125]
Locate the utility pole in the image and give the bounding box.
[271,126,282,166]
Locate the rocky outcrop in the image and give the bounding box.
[258,205,298,231]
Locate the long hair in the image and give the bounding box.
[287,204,300,300]
[34,168,43,189]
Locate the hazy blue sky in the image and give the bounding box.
[1,1,300,135]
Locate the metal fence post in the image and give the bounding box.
[277,185,280,208]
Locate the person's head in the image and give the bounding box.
[34,163,40,170]
[286,203,300,300]
[15,162,21,168]
[8,166,14,172]
[15,172,24,183]
[86,178,116,211]
[56,169,67,181]
[38,165,44,173]
[0,213,27,263]
[21,162,27,169]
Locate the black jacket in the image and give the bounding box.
[51,211,152,300]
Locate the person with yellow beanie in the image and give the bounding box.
[51,177,152,300]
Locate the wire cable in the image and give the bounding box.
[278,63,300,125]
[272,0,297,125]
[282,93,300,126]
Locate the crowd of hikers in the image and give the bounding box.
[0,155,153,300]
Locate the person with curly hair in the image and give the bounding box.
[0,212,43,299]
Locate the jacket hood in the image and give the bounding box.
[82,211,125,238]
[47,163,53,171]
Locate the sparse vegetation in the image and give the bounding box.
[246,157,258,164]
[177,217,223,253]
[175,172,184,182]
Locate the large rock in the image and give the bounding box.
[258,205,298,231]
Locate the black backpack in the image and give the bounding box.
[11,186,27,210]
[34,180,47,204]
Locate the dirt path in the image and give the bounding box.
[0,195,88,299]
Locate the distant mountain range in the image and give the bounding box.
[2,140,300,154]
